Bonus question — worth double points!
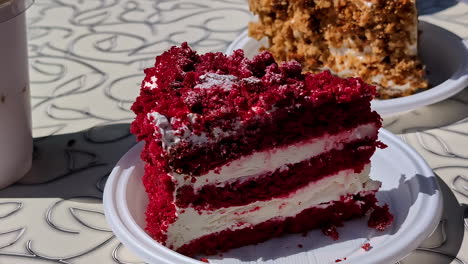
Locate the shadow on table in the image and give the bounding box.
[417,0,458,15]
[207,173,451,263]
[0,123,136,199]
[384,89,468,134]
[400,176,466,264]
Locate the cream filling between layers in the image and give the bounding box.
[173,123,378,191]
[166,164,379,249]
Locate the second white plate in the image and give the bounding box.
[226,21,468,116]
[104,129,443,264]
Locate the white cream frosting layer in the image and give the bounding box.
[166,164,379,249]
[173,122,378,191]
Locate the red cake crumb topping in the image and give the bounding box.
[368,204,394,231]
[199,257,209,263]
[362,242,372,251]
[132,43,375,130]
[322,224,340,241]
[335,257,347,262]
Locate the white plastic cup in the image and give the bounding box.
[0,0,34,189]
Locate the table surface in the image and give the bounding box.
[0,0,467,263]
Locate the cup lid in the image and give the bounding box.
[0,0,34,23]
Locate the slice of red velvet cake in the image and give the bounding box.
[130,43,393,256]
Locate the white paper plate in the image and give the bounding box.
[103,129,443,264]
[226,21,468,117]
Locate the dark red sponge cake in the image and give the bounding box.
[130,43,393,256]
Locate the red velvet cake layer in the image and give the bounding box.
[175,193,392,256]
[145,103,379,176]
[176,138,378,210]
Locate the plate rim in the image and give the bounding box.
[103,129,443,264]
[225,21,468,116]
